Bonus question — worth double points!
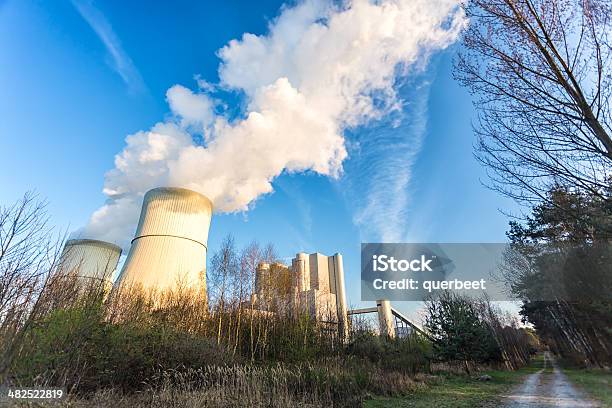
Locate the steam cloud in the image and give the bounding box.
[83,0,466,248]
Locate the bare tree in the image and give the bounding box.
[456,0,612,206]
[0,192,63,377]
[208,235,239,345]
[236,241,261,356]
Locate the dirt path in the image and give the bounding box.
[501,352,601,408]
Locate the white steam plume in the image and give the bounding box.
[83,0,466,248]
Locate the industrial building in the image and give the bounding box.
[249,252,424,339]
[117,187,212,298]
[251,252,349,340]
[58,238,122,287]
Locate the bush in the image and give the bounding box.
[347,331,432,374]
[13,305,106,390]
[13,305,231,392]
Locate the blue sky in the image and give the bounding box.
[0,0,520,317]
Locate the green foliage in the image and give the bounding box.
[12,298,435,403]
[347,331,432,375]
[14,305,105,389]
[95,322,230,391]
[384,335,432,375]
[506,187,612,367]
[424,292,501,368]
[347,331,385,361]
[365,372,520,408]
[13,305,231,392]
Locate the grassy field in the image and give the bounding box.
[365,355,612,408]
[365,356,549,408]
[563,367,612,407]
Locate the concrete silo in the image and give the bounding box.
[117,187,212,296]
[58,239,122,284]
[255,262,270,297]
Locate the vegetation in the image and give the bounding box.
[456,0,611,372]
[456,0,611,206]
[365,355,551,408]
[502,186,611,367]
[562,366,612,406]
[0,193,541,406]
[6,0,612,390]
[366,374,519,408]
[424,291,536,373]
[2,0,610,405]
[425,292,502,372]
[8,291,432,406]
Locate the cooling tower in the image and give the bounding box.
[58,239,121,283]
[117,187,212,296]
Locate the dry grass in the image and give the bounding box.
[23,361,423,408]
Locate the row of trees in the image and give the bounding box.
[456,0,611,366]
[503,187,611,366]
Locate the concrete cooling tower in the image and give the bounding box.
[117,187,212,296]
[58,239,122,283]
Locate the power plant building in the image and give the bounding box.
[252,252,349,340]
[58,239,122,285]
[117,187,212,297]
[64,186,422,340]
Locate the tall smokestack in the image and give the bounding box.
[58,239,121,284]
[117,187,212,296]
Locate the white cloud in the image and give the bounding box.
[72,0,145,93]
[82,0,466,247]
[166,85,215,130]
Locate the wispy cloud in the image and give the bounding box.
[72,0,145,93]
[342,76,433,242]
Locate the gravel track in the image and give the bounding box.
[501,352,601,408]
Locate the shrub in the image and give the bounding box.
[347,331,432,374]
[13,305,231,392]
